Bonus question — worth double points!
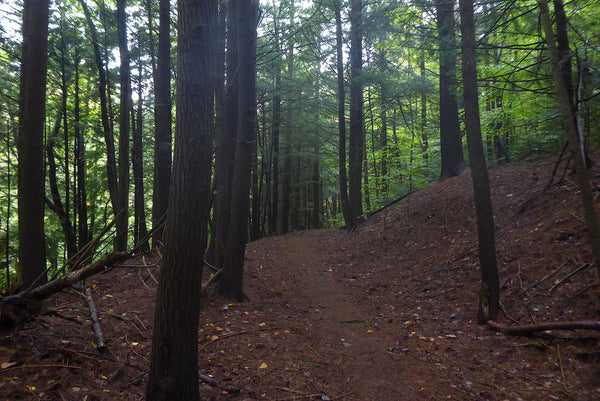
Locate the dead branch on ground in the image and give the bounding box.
[488,320,600,335]
[84,286,107,353]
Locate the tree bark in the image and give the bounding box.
[537,0,600,277]
[459,0,500,324]
[437,0,465,181]
[18,0,50,289]
[116,0,131,252]
[74,49,89,250]
[348,0,364,227]
[220,0,258,301]
[146,0,214,399]
[334,0,351,228]
[133,60,148,252]
[211,0,238,269]
[151,0,173,249]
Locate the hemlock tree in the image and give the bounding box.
[436,0,465,180]
[212,0,238,270]
[459,0,500,324]
[348,0,364,227]
[146,0,215,399]
[116,0,131,252]
[220,0,258,301]
[18,0,51,289]
[334,0,351,228]
[151,0,173,249]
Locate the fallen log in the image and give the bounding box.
[488,320,600,335]
[0,252,129,330]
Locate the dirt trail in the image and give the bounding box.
[244,230,464,400]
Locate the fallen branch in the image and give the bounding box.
[488,320,600,335]
[84,286,107,353]
[550,262,590,292]
[198,372,242,393]
[1,253,128,323]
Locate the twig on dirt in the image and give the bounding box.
[198,372,242,393]
[525,260,569,291]
[276,386,320,397]
[562,282,600,309]
[568,211,585,223]
[199,327,273,352]
[77,350,147,372]
[499,301,520,325]
[138,268,150,289]
[84,286,107,353]
[488,320,600,335]
[557,344,568,391]
[306,342,327,362]
[146,267,158,284]
[0,363,83,372]
[43,310,83,325]
[550,262,590,292]
[201,268,222,292]
[517,262,524,292]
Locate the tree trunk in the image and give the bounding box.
[116,0,131,252]
[211,0,237,269]
[151,0,173,249]
[133,61,148,252]
[146,1,215,399]
[334,0,351,228]
[281,0,295,234]
[459,0,500,324]
[80,0,119,221]
[348,0,364,227]
[270,14,282,234]
[220,0,258,301]
[18,0,50,290]
[74,50,89,250]
[537,0,600,277]
[437,0,465,181]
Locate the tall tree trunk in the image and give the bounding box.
[146,1,214,399]
[74,51,89,249]
[334,0,351,228]
[211,0,237,269]
[220,0,258,301]
[151,0,173,249]
[80,0,119,220]
[459,0,500,324]
[419,51,428,163]
[437,0,465,181]
[116,0,131,252]
[270,14,281,234]
[311,158,321,229]
[281,0,295,234]
[18,0,50,289]
[348,0,364,227]
[133,61,148,252]
[537,0,600,277]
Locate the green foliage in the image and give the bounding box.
[2,0,600,292]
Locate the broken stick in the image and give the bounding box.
[85,286,107,353]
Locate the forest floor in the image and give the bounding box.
[2,154,600,401]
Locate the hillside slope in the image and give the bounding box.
[1,155,599,400]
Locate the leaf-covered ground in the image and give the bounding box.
[1,155,600,400]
